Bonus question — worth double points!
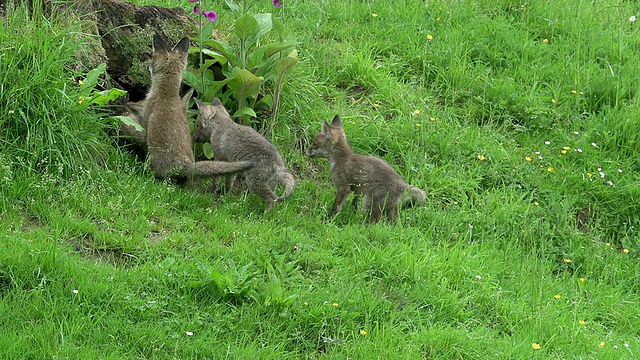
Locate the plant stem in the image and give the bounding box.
[198,0,204,94]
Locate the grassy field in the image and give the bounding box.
[1,0,640,358]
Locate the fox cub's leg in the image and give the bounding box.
[384,204,399,222]
[369,207,384,223]
[219,174,237,193]
[328,185,351,219]
[206,176,223,193]
[225,174,237,192]
[249,180,278,212]
[351,193,361,210]
[362,195,381,223]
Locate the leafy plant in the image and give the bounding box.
[76,64,127,108]
[183,0,298,130]
[188,260,258,303]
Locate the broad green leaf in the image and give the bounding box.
[111,115,144,132]
[246,42,297,73]
[201,49,228,65]
[276,55,298,76]
[282,293,299,306]
[256,94,273,109]
[201,59,218,72]
[246,49,269,73]
[201,21,215,40]
[227,67,264,102]
[204,79,232,101]
[90,88,127,106]
[248,13,273,45]
[233,13,259,42]
[205,39,237,66]
[260,41,298,58]
[182,70,205,94]
[202,142,214,159]
[80,63,106,92]
[224,0,242,17]
[232,106,257,118]
[272,17,286,38]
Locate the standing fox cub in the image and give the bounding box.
[306,115,426,222]
[193,98,295,211]
[143,35,252,181]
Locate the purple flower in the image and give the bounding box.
[203,11,217,22]
[272,0,283,7]
[193,5,200,15]
[188,0,197,2]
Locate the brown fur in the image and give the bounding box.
[116,89,193,156]
[306,115,426,222]
[143,35,252,181]
[194,98,295,211]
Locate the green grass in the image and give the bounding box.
[1,0,640,358]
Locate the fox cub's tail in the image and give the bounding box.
[275,167,295,202]
[403,186,426,208]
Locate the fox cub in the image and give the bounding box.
[117,88,193,158]
[306,115,426,222]
[143,34,252,181]
[193,98,295,211]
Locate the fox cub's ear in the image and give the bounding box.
[181,88,194,108]
[194,98,217,117]
[172,37,190,54]
[321,121,331,136]
[152,34,168,53]
[331,114,342,127]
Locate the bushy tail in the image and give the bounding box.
[190,160,254,177]
[275,167,295,202]
[403,185,426,208]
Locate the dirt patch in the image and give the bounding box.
[576,208,589,233]
[69,234,138,267]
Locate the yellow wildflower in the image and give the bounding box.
[427,34,434,41]
[571,90,577,94]
[547,166,554,172]
[477,154,486,160]
[413,109,421,115]
[579,320,587,325]
[416,123,422,127]
[78,80,84,86]
[580,278,586,282]
[554,294,562,299]
[599,341,605,348]
[563,258,572,263]
[525,156,533,162]
[543,38,549,43]
[359,329,368,335]
[534,202,540,206]
[532,343,542,350]
[371,13,378,17]
[623,248,630,254]
[551,98,556,103]
[332,303,339,307]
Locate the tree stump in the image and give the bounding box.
[64,0,197,102]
